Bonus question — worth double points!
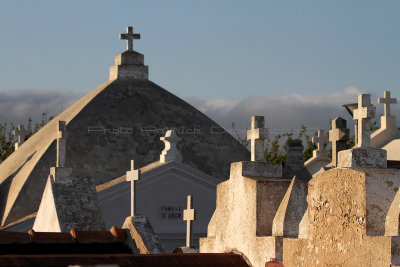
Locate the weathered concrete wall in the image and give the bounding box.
[283,168,400,266]
[200,161,290,267]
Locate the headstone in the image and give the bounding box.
[183,195,196,248]
[378,91,397,117]
[247,116,269,161]
[160,130,182,163]
[57,121,67,168]
[371,91,398,148]
[312,130,328,154]
[283,139,304,179]
[126,160,141,217]
[338,94,386,168]
[33,121,106,232]
[328,117,350,167]
[353,94,376,148]
[13,125,28,150]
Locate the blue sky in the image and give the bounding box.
[0,1,399,129]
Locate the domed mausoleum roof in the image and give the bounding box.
[0,27,249,227]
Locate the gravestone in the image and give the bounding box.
[338,94,386,168]
[328,117,349,167]
[33,121,106,232]
[12,125,28,150]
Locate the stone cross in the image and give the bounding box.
[126,160,141,217]
[247,116,269,161]
[160,130,182,163]
[183,195,196,248]
[13,125,28,150]
[57,121,67,168]
[312,130,328,152]
[120,26,140,51]
[353,94,376,148]
[329,117,349,167]
[378,91,397,117]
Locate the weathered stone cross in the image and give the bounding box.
[120,26,140,51]
[353,94,376,148]
[328,117,349,166]
[57,121,67,168]
[13,124,28,150]
[183,195,196,248]
[378,91,397,117]
[247,116,269,161]
[126,160,141,217]
[312,130,328,152]
[160,130,182,163]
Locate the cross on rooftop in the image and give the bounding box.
[13,125,28,150]
[119,26,140,51]
[378,91,397,117]
[329,117,349,166]
[126,160,141,217]
[160,130,182,163]
[183,195,196,248]
[57,121,67,168]
[312,130,328,152]
[247,116,269,161]
[353,94,376,148]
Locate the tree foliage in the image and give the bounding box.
[0,113,53,162]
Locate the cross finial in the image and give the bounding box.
[126,160,141,217]
[160,130,182,163]
[353,94,376,148]
[312,130,328,152]
[246,116,269,161]
[13,124,28,150]
[119,26,140,51]
[378,91,397,117]
[57,121,67,168]
[329,117,349,167]
[183,195,196,248]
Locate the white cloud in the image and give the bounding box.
[0,89,82,125]
[185,87,390,136]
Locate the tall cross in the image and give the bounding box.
[353,94,376,148]
[329,117,349,166]
[13,125,28,150]
[247,116,269,161]
[378,91,397,117]
[312,130,328,152]
[126,160,141,217]
[120,26,140,51]
[183,195,196,248]
[57,121,67,168]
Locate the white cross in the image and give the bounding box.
[120,26,140,51]
[160,130,182,163]
[126,160,141,217]
[57,121,67,168]
[328,117,349,166]
[13,125,28,150]
[353,94,376,148]
[378,91,397,117]
[312,130,328,152]
[246,116,269,161]
[183,195,196,248]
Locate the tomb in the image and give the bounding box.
[0,26,249,228]
[283,94,400,266]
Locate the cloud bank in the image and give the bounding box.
[0,89,82,125]
[185,87,389,136]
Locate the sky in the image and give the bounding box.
[0,1,399,132]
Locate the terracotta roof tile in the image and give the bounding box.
[70,228,116,243]
[0,231,31,244]
[28,229,74,243]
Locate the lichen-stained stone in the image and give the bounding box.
[0,30,249,227]
[200,161,290,267]
[283,167,400,267]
